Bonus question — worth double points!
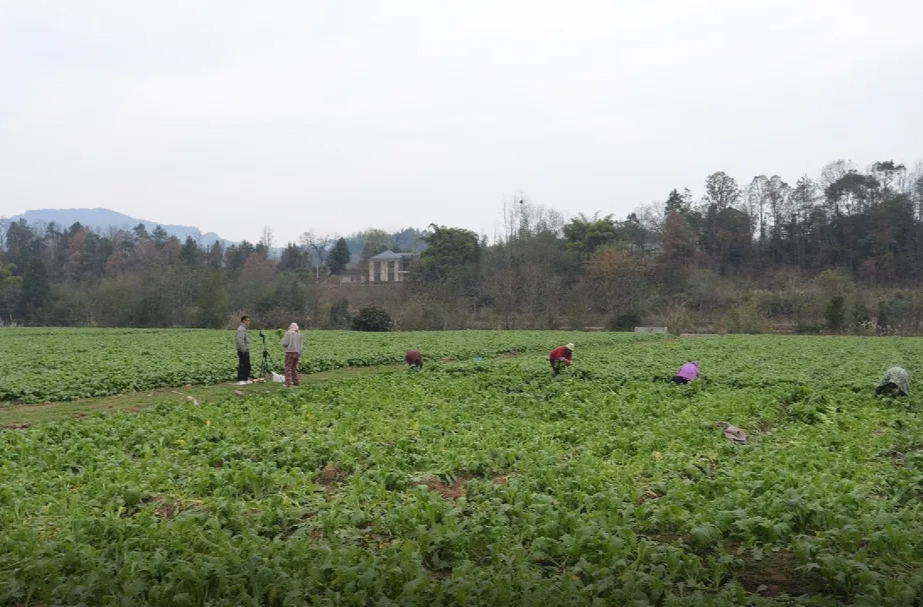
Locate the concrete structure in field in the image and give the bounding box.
[634,326,668,333]
[368,250,416,283]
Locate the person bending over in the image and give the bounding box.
[672,361,699,384]
[876,366,910,397]
[405,350,423,371]
[549,343,574,376]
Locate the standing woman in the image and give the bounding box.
[281,323,303,387]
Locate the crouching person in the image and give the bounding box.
[876,367,910,397]
[672,361,699,384]
[549,343,574,376]
[406,350,423,371]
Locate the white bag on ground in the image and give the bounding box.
[271,372,285,383]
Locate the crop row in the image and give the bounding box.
[2,336,923,604]
[0,329,663,403]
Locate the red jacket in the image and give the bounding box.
[549,346,572,364]
[405,350,422,365]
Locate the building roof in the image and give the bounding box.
[369,250,416,261]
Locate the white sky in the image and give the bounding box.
[1,0,921,245]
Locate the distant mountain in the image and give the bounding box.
[7,208,428,265]
[9,208,228,247]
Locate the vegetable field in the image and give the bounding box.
[0,329,661,403]
[2,334,923,605]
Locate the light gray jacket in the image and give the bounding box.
[281,330,303,355]
[236,325,251,353]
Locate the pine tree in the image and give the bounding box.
[327,238,351,275]
[18,258,51,324]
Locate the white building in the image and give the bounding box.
[368,250,415,283]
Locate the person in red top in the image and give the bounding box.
[405,350,423,370]
[549,343,574,376]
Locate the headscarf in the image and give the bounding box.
[878,367,910,396]
[288,323,299,332]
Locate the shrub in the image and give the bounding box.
[654,300,691,335]
[351,306,394,332]
[755,291,795,319]
[723,304,767,334]
[794,321,825,335]
[607,311,642,332]
[825,295,846,332]
[877,292,923,335]
[877,302,890,331]
[328,298,350,329]
[815,269,854,298]
[850,298,871,325]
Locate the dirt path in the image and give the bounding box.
[0,364,404,428]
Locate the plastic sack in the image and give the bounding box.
[271,372,285,383]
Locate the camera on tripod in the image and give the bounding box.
[258,331,272,378]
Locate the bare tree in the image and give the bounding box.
[745,176,769,243]
[482,246,519,329]
[766,175,791,257]
[702,171,742,211]
[299,231,336,280]
[819,159,855,195]
[585,245,653,321]
[909,161,923,222]
[260,226,274,250]
[0,216,8,251]
[634,201,665,248]
[498,191,528,244]
[497,191,565,244]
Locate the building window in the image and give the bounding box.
[388,271,395,281]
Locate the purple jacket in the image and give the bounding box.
[676,362,699,381]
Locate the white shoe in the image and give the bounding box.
[237,380,252,385]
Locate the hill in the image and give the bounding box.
[8,208,228,247]
[7,210,428,261]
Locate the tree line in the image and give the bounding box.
[2,157,922,335]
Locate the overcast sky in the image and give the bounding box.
[1,0,921,245]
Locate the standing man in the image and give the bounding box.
[236,315,252,385]
[549,343,574,376]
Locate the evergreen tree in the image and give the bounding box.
[18,258,51,324]
[152,226,169,249]
[180,236,201,268]
[327,238,351,275]
[133,223,150,240]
